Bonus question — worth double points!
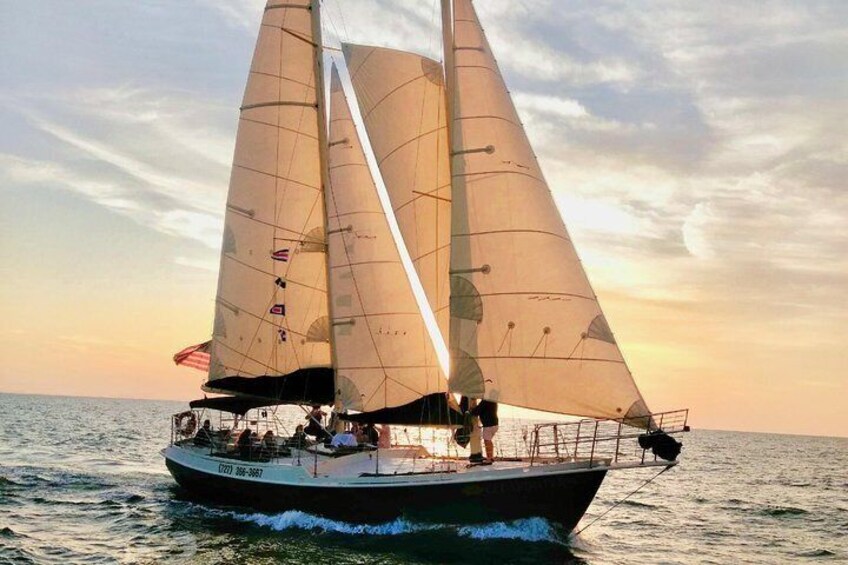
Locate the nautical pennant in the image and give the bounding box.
[278,329,287,342]
[269,304,286,316]
[271,249,290,262]
[274,277,287,289]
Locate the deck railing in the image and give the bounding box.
[528,409,689,467]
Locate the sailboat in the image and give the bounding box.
[163,0,689,532]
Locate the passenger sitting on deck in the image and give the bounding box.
[236,428,253,459]
[351,423,368,444]
[193,419,214,447]
[261,430,277,457]
[330,427,358,448]
[360,423,379,445]
[377,424,391,448]
[287,424,308,449]
[304,405,328,440]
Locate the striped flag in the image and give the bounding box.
[271,249,290,261]
[173,340,211,372]
[270,304,286,316]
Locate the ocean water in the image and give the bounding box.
[1,394,846,564]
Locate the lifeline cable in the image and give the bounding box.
[573,464,673,536]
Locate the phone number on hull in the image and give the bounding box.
[218,463,263,478]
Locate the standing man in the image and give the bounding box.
[471,400,499,463]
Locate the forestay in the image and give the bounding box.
[342,44,451,340]
[208,0,331,383]
[447,0,651,422]
[326,67,447,412]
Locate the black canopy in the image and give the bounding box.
[203,368,335,406]
[341,393,463,427]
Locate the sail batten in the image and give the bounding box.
[446,0,652,422]
[342,44,452,341]
[208,0,331,385]
[326,67,448,413]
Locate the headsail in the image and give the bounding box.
[446,0,651,422]
[326,67,448,412]
[208,0,332,392]
[342,44,451,340]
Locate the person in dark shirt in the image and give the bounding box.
[288,424,308,449]
[236,428,253,459]
[471,400,499,463]
[362,423,379,446]
[193,419,214,447]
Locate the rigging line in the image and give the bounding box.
[573,465,673,537]
[222,253,327,293]
[232,164,322,191]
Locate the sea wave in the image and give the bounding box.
[227,510,565,544]
[795,549,838,558]
[760,505,809,517]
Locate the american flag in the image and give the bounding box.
[173,340,211,372]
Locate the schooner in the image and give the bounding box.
[163,0,689,532]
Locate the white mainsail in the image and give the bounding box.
[326,67,447,412]
[342,44,451,340]
[446,0,651,422]
[208,0,331,382]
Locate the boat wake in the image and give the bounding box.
[227,509,566,544]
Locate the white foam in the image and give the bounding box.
[228,509,565,544]
[457,517,561,543]
[230,510,439,536]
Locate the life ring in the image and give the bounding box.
[174,411,197,437]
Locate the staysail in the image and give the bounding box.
[207,0,333,396]
[446,0,651,422]
[342,44,451,340]
[326,67,448,413]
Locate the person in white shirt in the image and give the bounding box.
[330,429,358,448]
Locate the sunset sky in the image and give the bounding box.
[1,1,845,437]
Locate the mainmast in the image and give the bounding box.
[441,0,483,462]
[310,0,343,428]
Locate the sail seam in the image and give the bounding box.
[473,356,625,363]
[361,75,428,121]
[238,116,319,141]
[452,169,544,183]
[328,162,369,171]
[328,210,385,219]
[248,69,316,91]
[452,229,570,241]
[241,100,318,111]
[375,125,445,166]
[471,291,594,301]
[406,243,451,263]
[329,260,401,269]
[454,114,521,128]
